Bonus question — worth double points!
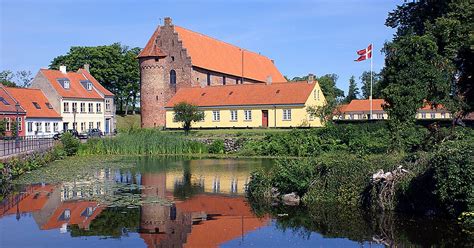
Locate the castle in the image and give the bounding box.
[138,17,287,128]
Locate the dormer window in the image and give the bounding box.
[87,82,92,90]
[80,80,93,91]
[57,78,70,89]
[45,102,53,109]
[32,102,41,109]
[0,97,10,105]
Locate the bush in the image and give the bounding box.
[208,139,225,154]
[61,132,80,156]
[432,137,474,217]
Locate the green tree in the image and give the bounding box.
[0,70,17,87]
[172,102,204,134]
[15,70,33,87]
[360,71,382,99]
[384,0,473,120]
[50,43,141,115]
[306,74,344,123]
[60,132,80,156]
[344,76,359,103]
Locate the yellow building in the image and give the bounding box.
[165,78,326,128]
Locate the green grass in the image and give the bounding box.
[166,128,293,138]
[116,114,141,132]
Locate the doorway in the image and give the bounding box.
[262,110,268,127]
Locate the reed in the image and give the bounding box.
[79,129,208,155]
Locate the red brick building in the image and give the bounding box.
[138,17,287,127]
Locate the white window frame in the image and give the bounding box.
[96,103,102,113]
[17,117,22,131]
[80,103,86,113]
[421,113,426,119]
[88,103,94,113]
[27,122,33,132]
[105,99,111,111]
[97,122,101,129]
[63,81,70,89]
[53,122,59,132]
[430,113,435,119]
[244,110,252,121]
[89,122,94,130]
[283,109,292,121]
[212,110,220,122]
[4,118,10,131]
[72,102,77,113]
[63,102,69,113]
[45,122,51,133]
[36,122,42,133]
[81,122,85,132]
[230,110,238,121]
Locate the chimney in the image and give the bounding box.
[59,65,67,74]
[164,17,172,26]
[307,73,315,84]
[84,64,90,72]
[266,75,272,85]
[271,59,274,64]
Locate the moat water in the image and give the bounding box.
[0,157,471,247]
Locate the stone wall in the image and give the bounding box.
[193,137,246,153]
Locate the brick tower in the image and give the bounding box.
[138,17,194,128]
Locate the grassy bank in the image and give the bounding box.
[80,129,208,155]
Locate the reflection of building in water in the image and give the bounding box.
[60,168,142,201]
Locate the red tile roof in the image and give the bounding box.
[5,87,61,118]
[137,27,167,58]
[0,86,25,114]
[138,23,286,83]
[344,99,386,112]
[78,69,114,96]
[419,101,446,111]
[165,81,316,108]
[40,69,104,99]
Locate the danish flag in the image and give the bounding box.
[355,44,372,62]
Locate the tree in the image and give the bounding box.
[384,0,473,120]
[360,71,382,99]
[172,102,204,134]
[344,76,359,103]
[15,71,33,87]
[306,74,344,123]
[0,70,16,87]
[50,43,141,115]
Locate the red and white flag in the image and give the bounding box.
[355,44,372,62]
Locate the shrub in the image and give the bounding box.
[61,132,80,156]
[208,139,225,154]
[432,138,474,217]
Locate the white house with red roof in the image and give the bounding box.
[4,87,62,137]
[30,65,115,135]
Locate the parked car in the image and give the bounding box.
[53,129,87,140]
[87,128,103,138]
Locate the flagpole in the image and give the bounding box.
[369,43,373,120]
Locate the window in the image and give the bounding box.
[230,110,237,121]
[81,122,85,132]
[80,103,86,113]
[105,99,111,111]
[421,113,426,119]
[223,76,226,85]
[45,122,51,133]
[88,103,94,113]
[314,89,320,100]
[46,102,53,109]
[63,102,69,112]
[171,56,175,61]
[72,122,77,130]
[377,113,384,119]
[53,122,59,132]
[72,102,78,113]
[32,102,41,109]
[212,110,220,121]
[89,122,94,130]
[63,80,70,89]
[170,70,176,85]
[350,114,354,120]
[17,117,22,131]
[207,72,211,86]
[87,82,92,90]
[4,118,10,131]
[96,103,102,113]
[27,122,33,132]
[283,109,292,121]
[244,110,252,121]
[97,122,101,129]
[36,122,42,133]
[430,113,435,119]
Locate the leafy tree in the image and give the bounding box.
[0,70,16,87]
[50,43,141,115]
[172,102,204,134]
[61,132,80,156]
[0,70,33,87]
[383,0,473,121]
[15,70,33,87]
[344,76,359,103]
[360,71,382,99]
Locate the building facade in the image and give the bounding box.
[334,99,451,121]
[4,87,62,137]
[30,66,116,134]
[165,79,326,128]
[139,17,287,128]
[0,86,26,137]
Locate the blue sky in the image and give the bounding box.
[1,0,403,93]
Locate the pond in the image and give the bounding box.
[0,157,471,247]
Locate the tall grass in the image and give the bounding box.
[79,129,208,155]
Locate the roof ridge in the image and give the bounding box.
[175,25,274,61]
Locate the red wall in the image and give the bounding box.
[1,114,26,137]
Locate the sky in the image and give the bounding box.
[0,0,404,94]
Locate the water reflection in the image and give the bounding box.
[0,158,272,248]
[0,157,470,247]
